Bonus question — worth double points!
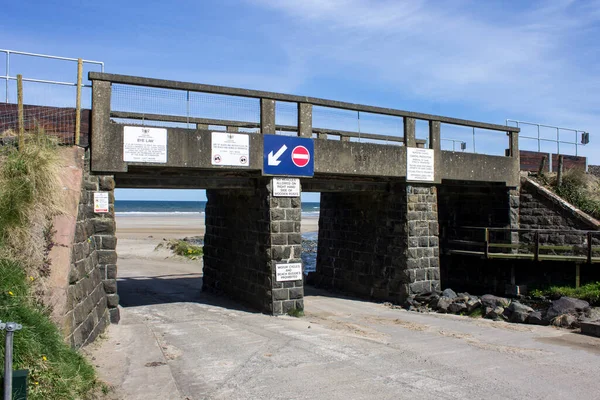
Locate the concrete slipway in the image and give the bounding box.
[87,240,600,400]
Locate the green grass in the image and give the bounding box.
[286,308,305,318]
[0,134,100,399]
[467,307,484,318]
[0,133,62,268]
[0,258,99,399]
[166,240,203,259]
[531,282,600,306]
[553,168,600,220]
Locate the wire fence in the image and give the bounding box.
[0,49,104,146]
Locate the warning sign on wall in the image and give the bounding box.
[276,263,303,282]
[272,177,300,197]
[211,132,250,166]
[407,148,435,182]
[123,126,167,163]
[94,192,109,213]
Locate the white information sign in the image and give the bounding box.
[407,148,435,182]
[211,132,250,166]
[276,263,303,282]
[272,178,301,197]
[123,126,167,163]
[93,192,109,213]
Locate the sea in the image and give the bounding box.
[115,200,320,216]
[115,200,320,273]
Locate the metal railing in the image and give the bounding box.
[91,72,520,154]
[442,138,467,151]
[506,119,589,156]
[1,49,104,102]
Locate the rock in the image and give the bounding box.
[466,298,481,312]
[448,302,468,314]
[436,297,454,313]
[442,288,457,299]
[546,297,589,320]
[508,301,534,314]
[526,311,547,325]
[485,306,505,320]
[481,294,510,309]
[552,314,577,328]
[510,311,530,323]
[584,307,600,321]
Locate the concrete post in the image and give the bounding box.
[404,117,416,147]
[298,103,312,138]
[429,120,442,184]
[261,99,276,134]
[226,126,239,133]
[428,121,441,151]
[91,80,126,172]
[196,123,209,130]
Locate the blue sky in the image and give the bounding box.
[2,0,599,202]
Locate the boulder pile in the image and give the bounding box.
[402,288,600,328]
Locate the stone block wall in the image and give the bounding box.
[519,178,599,246]
[405,185,440,294]
[203,188,271,311]
[588,165,600,178]
[314,184,439,303]
[203,180,303,315]
[65,150,117,348]
[269,194,304,315]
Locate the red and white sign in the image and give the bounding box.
[291,146,310,167]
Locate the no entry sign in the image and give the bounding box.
[263,135,314,177]
[291,146,310,167]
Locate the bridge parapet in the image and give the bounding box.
[88,72,520,187]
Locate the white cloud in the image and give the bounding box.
[252,0,600,160]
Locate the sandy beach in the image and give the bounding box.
[116,213,319,240]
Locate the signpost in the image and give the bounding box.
[272,178,301,197]
[276,263,303,282]
[406,147,435,182]
[123,126,167,163]
[263,135,314,177]
[211,132,250,166]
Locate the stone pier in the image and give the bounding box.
[202,179,304,315]
[313,183,440,303]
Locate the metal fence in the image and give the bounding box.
[0,49,104,145]
[506,119,589,156]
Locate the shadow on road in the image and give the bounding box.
[118,273,258,313]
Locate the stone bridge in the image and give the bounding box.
[85,72,522,317]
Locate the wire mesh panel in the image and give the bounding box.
[312,105,404,144]
[0,103,78,145]
[275,100,298,136]
[111,84,261,130]
[441,123,508,155]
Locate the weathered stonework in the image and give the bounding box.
[203,179,303,315]
[313,184,439,303]
[65,150,117,348]
[519,178,599,246]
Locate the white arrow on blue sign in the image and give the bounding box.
[263,135,314,177]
